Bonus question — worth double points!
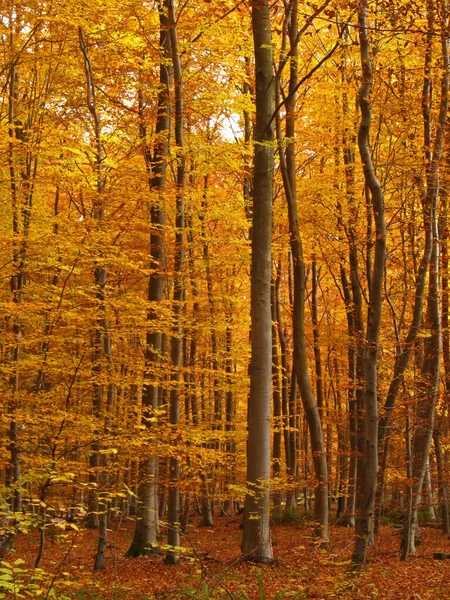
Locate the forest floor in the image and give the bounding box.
[11,515,450,599]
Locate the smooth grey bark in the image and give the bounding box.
[338,267,358,528]
[274,257,296,507]
[336,54,365,528]
[79,26,116,571]
[243,56,253,226]
[79,27,99,532]
[376,2,448,537]
[7,59,24,518]
[4,40,44,549]
[401,2,448,558]
[439,188,450,534]
[127,0,171,558]
[199,175,220,527]
[351,0,387,570]
[275,0,329,540]
[330,357,349,521]
[182,219,200,531]
[422,462,436,521]
[165,0,185,565]
[241,0,274,563]
[223,315,235,516]
[311,259,323,417]
[271,275,282,510]
[334,81,364,528]
[434,429,450,534]
[401,405,413,560]
[403,210,441,556]
[275,259,290,478]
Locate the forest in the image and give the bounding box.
[1,0,450,597]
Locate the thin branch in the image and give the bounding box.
[270,31,345,126]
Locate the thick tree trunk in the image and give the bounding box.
[242,0,274,563]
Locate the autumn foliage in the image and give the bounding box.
[1,0,450,597]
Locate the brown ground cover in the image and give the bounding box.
[10,517,450,599]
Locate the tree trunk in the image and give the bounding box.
[165,0,185,565]
[126,4,171,552]
[275,0,329,540]
[272,275,282,510]
[242,0,274,563]
[402,1,448,558]
[351,0,387,570]
[224,317,235,516]
[434,430,450,534]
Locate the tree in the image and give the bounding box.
[401,0,449,557]
[165,0,185,566]
[351,0,387,570]
[126,0,171,559]
[241,0,274,563]
[275,0,329,540]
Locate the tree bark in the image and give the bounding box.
[165,0,185,565]
[275,0,329,540]
[126,1,171,558]
[351,0,387,570]
[242,0,274,563]
[401,1,448,558]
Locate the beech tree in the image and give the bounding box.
[126,0,171,559]
[4,0,450,587]
[351,0,386,570]
[241,0,274,563]
[401,0,449,558]
[275,0,330,541]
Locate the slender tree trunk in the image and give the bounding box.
[7,59,24,519]
[127,5,171,556]
[275,0,329,540]
[275,259,291,482]
[351,0,387,570]
[434,429,450,534]
[401,406,413,560]
[338,268,358,527]
[402,1,448,558]
[439,155,450,535]
[165,0,185,565]
[311,259,323,416]
[376,3,448,536]
[405,211,441,555]
[422,461,435,521]
[224,315,235,516]
[272,276,282,510]
[79,29,109,567]
[79,26,118,571]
